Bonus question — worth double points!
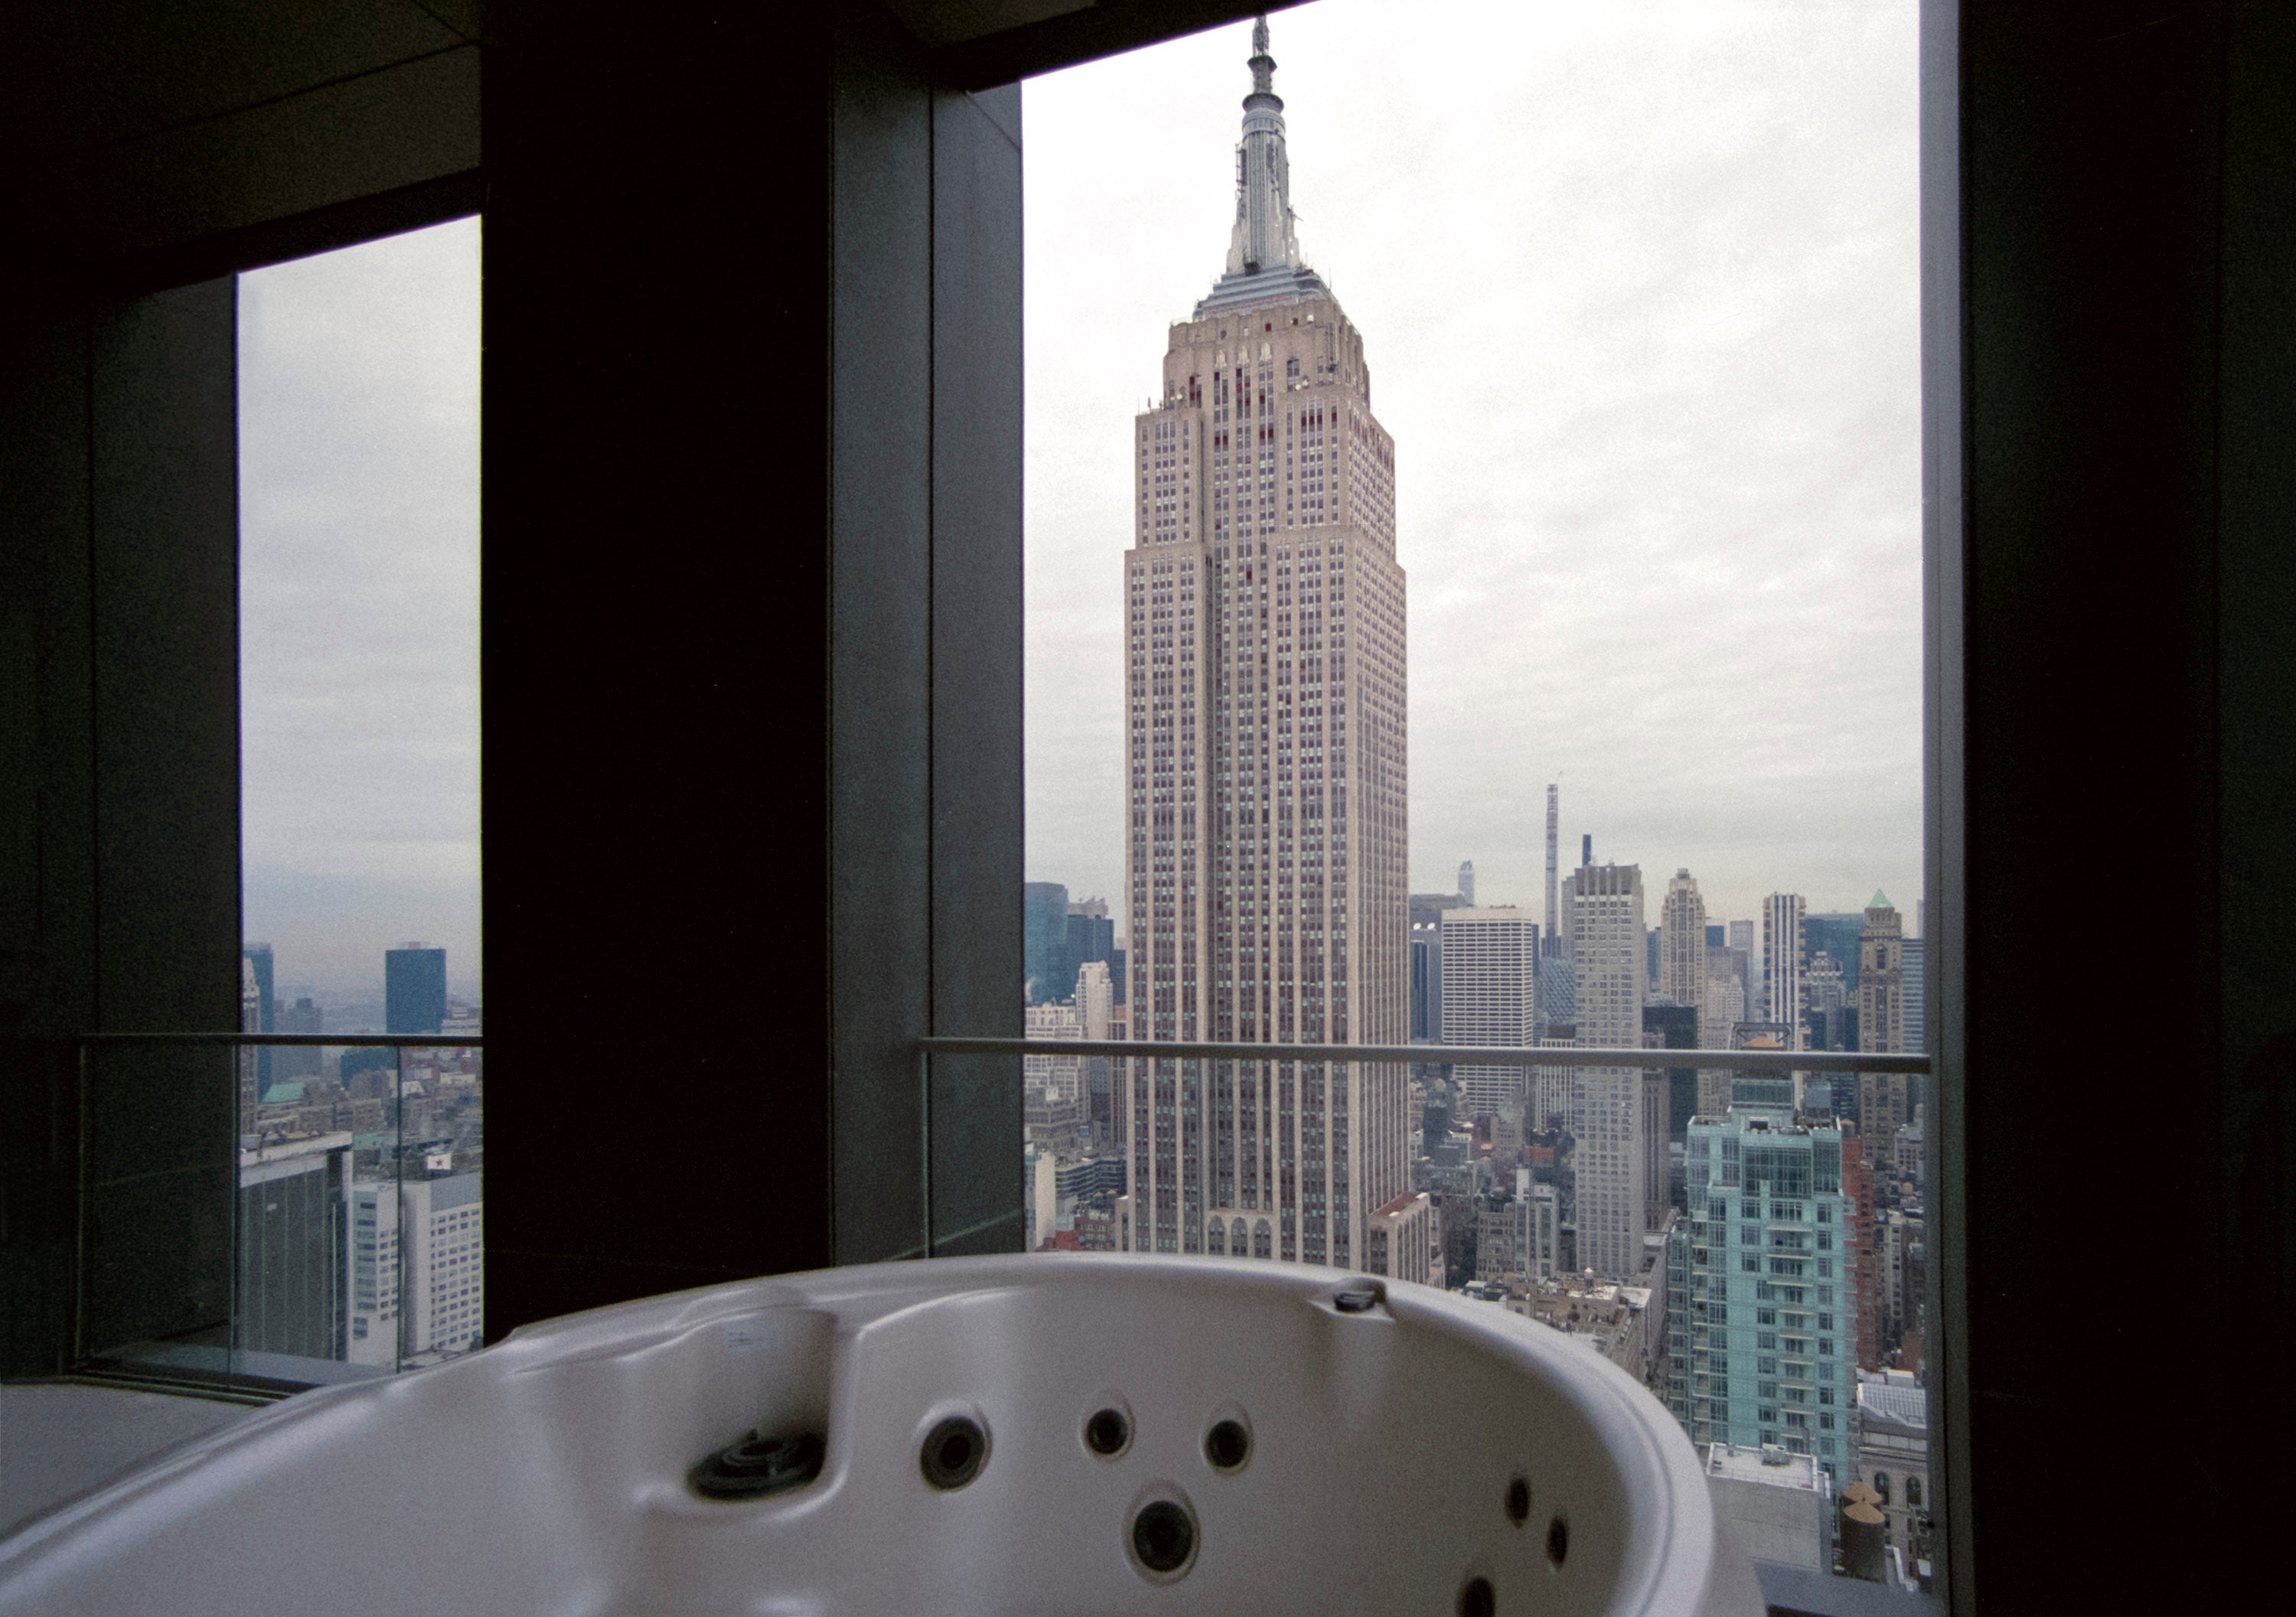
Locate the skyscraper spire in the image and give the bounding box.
[1226,13,1301,278]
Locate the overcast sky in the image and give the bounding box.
[1023,0,1923,936]
[238,2,1917,998]
[240,218,481,1002]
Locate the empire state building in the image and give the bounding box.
[1118,19,1425,1280]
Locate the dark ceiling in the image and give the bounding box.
[0,0,1285,282]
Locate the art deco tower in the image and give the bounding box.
[1657,868,1708,1015]
[1118,18,1416,1274]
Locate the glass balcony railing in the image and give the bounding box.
[53,1032,1923,1408]
[926,1034,1928,1259]
[64,1033,483,1396]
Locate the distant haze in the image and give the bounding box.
[240,219,482,1000]
[1023,1,1923,934]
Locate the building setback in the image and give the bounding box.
[1118,19,1418,1275]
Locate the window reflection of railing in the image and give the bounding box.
[64,1032,484,1397]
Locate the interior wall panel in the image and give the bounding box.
[928,82,1026,1257]
[828,8,938,1267]
[481,2,833,1325]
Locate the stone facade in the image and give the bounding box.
[1119,21,1408,1272]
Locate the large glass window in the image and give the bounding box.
[1020,0,1931,1595]
[236,218,482,1375]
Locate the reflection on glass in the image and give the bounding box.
[237,1042,484,1376]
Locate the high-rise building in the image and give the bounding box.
[1760,895,1807,1041]
[274,994,323,1081]
[1118,19,1411,1274]
[385,946,448,1036]
[1517,1168,1561,1283]
[1901,936,1926,1055]
[1879,1208,1924,1349]
[236,1131,351,1361]
[1407,891,1463,1042]
[1076,957,1114,1038]
[1856,893,1905,1050]
[1642,1071,1671,1234]
[1065,896,1115,999]
[238,955,263,1123]
[1074,959,1116,1147]
[1728,918,1755,958]
[1802,913,1864,995]
[1570,863,1647,1278]
[1536,953,1577,1042]
[1644,1002,1700,1147]
[1544,785,1561,955]
[1658,869,1707,1014]
[1841,1132,1883,1371]
[1024,881,1070,1004]
[1857,893,1910,1167]
[1667,1070,1862,1485]
[243,943,276,1094]
[1070,960,1116,1148]
[1026,999,1087,1153]
[1701,950,1746,1062]
[406,1171,483,1361]
[1438,908,1540,1122]
[1803,950,1848,1054]
[1411,920,1438,1040]
[1530,1023,1579,1139]
[347,1177,400,1367]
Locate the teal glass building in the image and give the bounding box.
[1667,1072,1861,1483]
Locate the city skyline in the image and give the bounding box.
[1026,2,1923,931]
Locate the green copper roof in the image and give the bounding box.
[1870,889,1892,910]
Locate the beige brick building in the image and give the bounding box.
[1658,867,1708,1016]
[1118,20,1409,1272]
[1857,892,1910,1169]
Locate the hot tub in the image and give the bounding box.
[0,1255,1761,1615]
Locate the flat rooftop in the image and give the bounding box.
[1707,1443,1828,1492]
